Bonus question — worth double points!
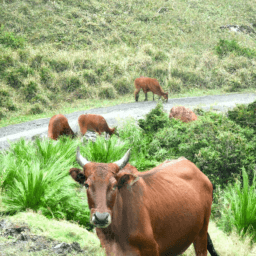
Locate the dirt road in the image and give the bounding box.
[1,92,256,151]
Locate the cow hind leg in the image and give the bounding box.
[134,88,140,102]
[193,230,208,256]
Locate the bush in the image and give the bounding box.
[23,81,38,102]
[60,75,82,92]
[83,69,98,85]
[98,83,116,99]
[6,69,24,89]
[147,112,256,187]
[138,103,170,134]
[0,89,17,111]
[113,77,133,95]
[228,100,256,133]
[215,39,256,58]
[0,26,26,49]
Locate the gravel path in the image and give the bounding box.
[0,92,256,151]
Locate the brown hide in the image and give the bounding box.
[169,106,198,123]
[48,114,75,140]
[69,154,217,256]
[78,114,116,136]
[134,77,168,102]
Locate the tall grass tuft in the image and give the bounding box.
[218,167,256,242]
[81,135,129,163]
[0,137,91,229]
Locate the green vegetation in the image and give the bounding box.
[1,102,256,254]
[0,0,255,125]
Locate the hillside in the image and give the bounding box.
[0,0,255,123]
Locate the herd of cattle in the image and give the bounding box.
[48,77,219,255]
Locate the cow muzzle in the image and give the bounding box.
[91,212,111,228]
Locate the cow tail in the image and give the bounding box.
[207,232,219,256]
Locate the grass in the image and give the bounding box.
[0,0,255,123]
[4,212,256,256]
[5,211,105,256]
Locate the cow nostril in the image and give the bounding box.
[94,212,109,223]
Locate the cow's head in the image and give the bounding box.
[69,147,138,228]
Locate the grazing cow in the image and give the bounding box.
[48,114,75,140]
[134,77,168,102]
[169,106,198,123]
[78,114,116,136]
[69,147,219,256]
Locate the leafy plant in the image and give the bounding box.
[217,167,256,242]
[138,103,170,134]
[0,26,26,49]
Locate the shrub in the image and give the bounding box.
[0,26,26,49]
[98,83,116,99]
[0,89,17,111]
[6,69,23,89]
[215,39,256,58]
[138,103,170,134]
[83,69,98,84]
[113,77,133,95]
[147,112,256,187]
[28,103,43,114]
[228,100,256,133]
[23,81,38,102]
[217,167,256,242]
[60,75,82,92]
[40,66,53,85]
[49,59,70,72]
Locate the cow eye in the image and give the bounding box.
[84,183,89,189]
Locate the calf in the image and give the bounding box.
[48,114,75,140]
[78,114,116,136]
[69,147,219,256]
[134,77,168,102]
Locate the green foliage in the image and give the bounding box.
[146,111,256,187]
[217,167,256,242]
[0,26,26,49]
[0,137,91,230]
[23,81,38,101]
[28,103,43,115]
[138,103,170,134]
[113,77,133,95]
[5,69,24,89]
[215,39,256,58]
[81,135,129,163]
[60,75,82,92]
[83,69,98,85]
[0,89,17,111]
[228,100,256,133]
[98,83,116,99]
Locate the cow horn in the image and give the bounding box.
[76,146,90,167]
[114,149,131,170]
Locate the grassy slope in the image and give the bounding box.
[5,212,256,256]
[0,0,256,126]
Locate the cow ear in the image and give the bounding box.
[116,173,139,190]
[69,168,86,184]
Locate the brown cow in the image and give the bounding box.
[169,106,198,123]
[78,114,116,136]
[134,77,168,102]
[48,114,75,140]
[69,147,219,256]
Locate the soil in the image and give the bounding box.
[0,219,89,256]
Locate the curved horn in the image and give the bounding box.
[114,149,131,170]
[76,146,90,167]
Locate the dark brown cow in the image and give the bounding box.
[69,148,219,256]
[78,114,116,136]
[48,114,75,140]
[134,77,168,102]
